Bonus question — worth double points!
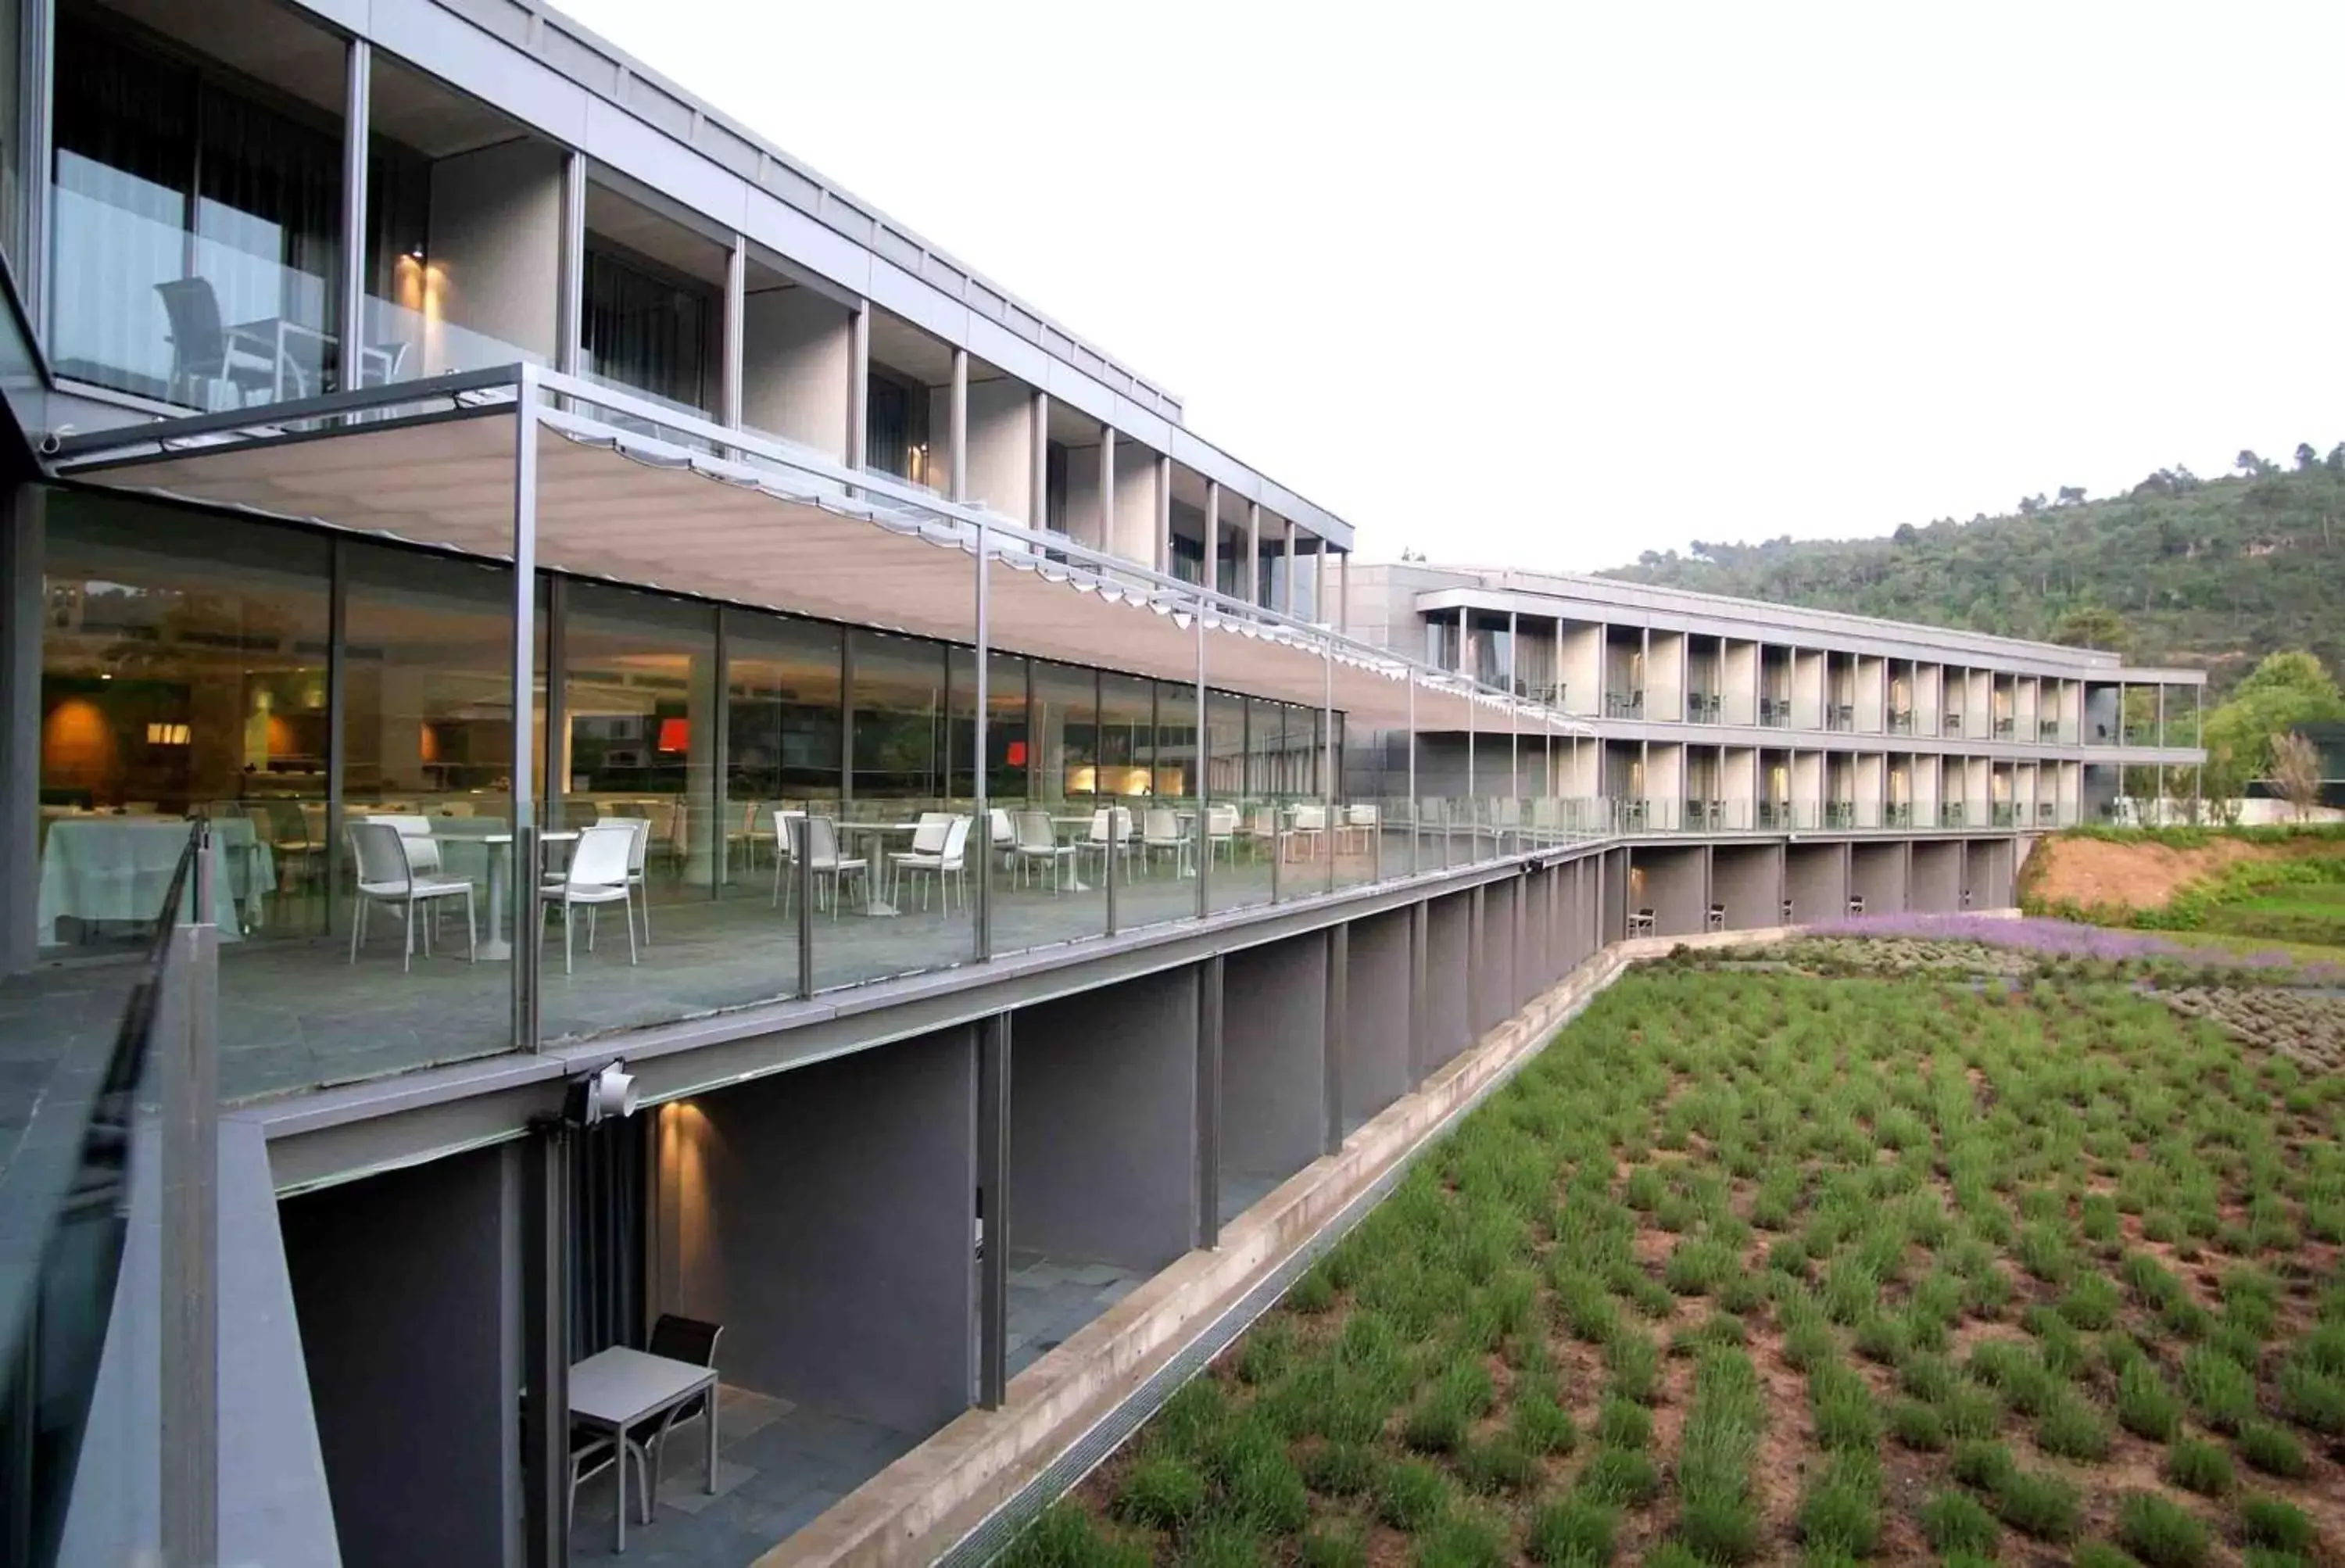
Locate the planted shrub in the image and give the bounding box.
[2236,1421,2311,1480]
[2113,1492,2211,1568]
[2239,1497,2318,1555]
[1112,1455,1208,1530]
[2162,1437,2233,1496]
[1917,1489,2000,1556]
[1989,1466,2082,1543]
[1527,1497,1617,1568]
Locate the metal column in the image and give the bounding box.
[848,300,870,472]
[337,38,370,395]
[557,155,585,376]
[1280,519,1294,616]
[1323,646,1336,894]
[974,522,991,960]
[1097,428,1115,554]
[1195,600,1210,921]
[1246,501,1262,607]
[1029,391,1049,529]
[1196,955,1223,1248]
[1156,453,1172,577]
[324,536,348,936]
[976,1013,1011,1408]
[721,235,746,431]
[1407,900,1429,1083]
[511,370,542,1050]
[1407,672,1419,875]
[521,1120,571,1567]
[949,347,970,503]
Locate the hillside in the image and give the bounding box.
[1599,451,2345,695]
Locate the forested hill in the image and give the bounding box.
[1598,449,2345,696]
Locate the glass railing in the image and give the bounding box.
[1685,692,1723,725]
[2123,724,2160,746]
[1992,803,2020,827]
[1824,800,1856,829]
[0,821,202,1566]
[1758,696,1790,728]
[1994,716,2016,739]
[358,290,544,390]
[52,181,335,410]
[1942,712,1965,737]
[1825,703,1855,732]
[1604,689,1644,719]
[1888,710,1914,735]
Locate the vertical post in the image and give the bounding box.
[557,153,585,377]
[1203,481,1222,596]
[721,234,746,431]
[2157,682,2167,747]
[521,1120,571,1567]
[1280,519,1295,616]
[159,837,220,1568]
[1156,453,1173,576]
[1323,923,1348,1155]
[1314,534,1328,625]
[1509,612,1521,846]
[542,575,568,830]
[1097,426,1115,555]
[1195,598,1210,922]
[512,369,542,1051]
[847,299,870,473]
[973,521,991,960]
[1029,390,1049,530]
[0,485,38,975]
[1246,502,1262,609]
[18,0,53,336]
[338,37,371,395]
[1195,955,1223,1248]
[1468,883,1485,1036]
[945,346,970,503]
[1105,671,1120,936]
[1323,646,1336,895]
[711,607,729,898]
[1338,549,1351,638]
[976,1013,1011,1408]
[325,535,348,936]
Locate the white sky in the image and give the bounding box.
[559,0,2345,571]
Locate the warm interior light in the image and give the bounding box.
[145,721,190,746]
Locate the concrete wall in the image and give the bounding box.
[1785,843,1846,925]
[1111,443,1159,567]
[1522,865,1555,995]
[1424,891,1473,1065]
[1850,841,1909,915]
[743,286,854,462]
[965,378,1034,518]
[1601,847,1628,942]
[1011,968,1197,1271]
[1913,839,1964,911]
[1710,843,1781,930]
[1222,937,1327,1189]
[427,139,566,366]
[654,1029,976,1435]
[1967,839,2013,908]
[1474,879,1517,1033]
[1343,909,1412,1129]
[281,1145,517,1568]
[1634,845,1708,936]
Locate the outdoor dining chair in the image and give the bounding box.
[886,814,953,904]
[1012,809,1074,892]
[539,823,638,974]
[625,1315,724,1506]
[347,819,476,971]
[1142,807,1189,875]
[892,815,972,911]
[1206,803,1240,866]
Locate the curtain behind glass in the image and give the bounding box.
[583,246,712,413]
[569,1116,646,1361]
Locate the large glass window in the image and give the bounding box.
[1096,673,1155,804]
[947,648,1026,804]
[39,493,331,949]
[1030,661,1094,807]
[849,629,945,801]
[52,7,345,405]
[582,244,714,416]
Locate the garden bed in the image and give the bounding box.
[1002,939,2345,1568]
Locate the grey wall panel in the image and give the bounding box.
[1475,879,1516,1029]
[1966,839,2014,907]
[1424,893,1473,1065]
[281,1144,514,1568]
[1785,844,1846,925]
[664,1029,976,1436]
[1710,846,1781,932]
[1522,867,1552,992]
[1602,848,1629,943]
[1220,937,1327,1188]
[1342,911,1412,1129]
[1637,847,1708,936]
[1850,842,1910,915]
[1912,841,1964,911]
[1011,968,1198,1273]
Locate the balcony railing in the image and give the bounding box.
[1681,798,1724,830]
[1992,802,2019,827]
[1686,692,1723,725]
[1824,800,1856,829]
[2124,724,2160,746]
[1888,710,1914,735]
[1885,801,1914,828]
[1943,713,1964,736]
[1994,716,2016,739]
[1606,690,1644,720]
[2037,801,2057,825]
[1940,801,1966,827]
[1759,696,1790,728]
[2038,719,2060,743]
[1826,703,1855,732]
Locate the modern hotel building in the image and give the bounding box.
[0,4,2203,1567]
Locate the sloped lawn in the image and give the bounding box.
[1005,936,2345,1567]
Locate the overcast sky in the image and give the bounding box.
[560,0,2345,571]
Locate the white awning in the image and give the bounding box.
[66,407,1583,736]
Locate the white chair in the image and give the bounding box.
[1242,804,1280,860]
[1012,809,1075,892]
[989,808,1016,868]
[734,800,778,870]
[539,823,637,974]
[347,819,475,971]
[886,814,954,905]
[893,815,972,912]
[1142,807,1190,876]
[599,815,653,946]
[1076,807,1137,886]
[1628,908,1656,937]
[1285,804,1327,862]
[1338,802,1378,854]
[1206,804,1240,866]
[766,810,807,907]
[363,813,444,875]
[784,816,868,918]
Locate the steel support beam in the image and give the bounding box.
[1323,923,1347,1155]
[976,1012,1011,1408]
[512,372,542,1050]
[159,848,220,1568]
[521,1119,571,1567]
[1195,955,1223,1249]
[338,38,371,395]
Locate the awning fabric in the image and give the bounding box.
[67,407,1581,736]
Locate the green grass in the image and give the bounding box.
[1044,952,2345,1566]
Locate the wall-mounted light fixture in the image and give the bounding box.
[564,1059,639,1126]
[145,721,190,746]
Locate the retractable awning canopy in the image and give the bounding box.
[61,402,1584,736]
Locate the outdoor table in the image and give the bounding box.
[569,1345,718,1553]
[847,822,922,916]
[462,829,577,961]
[35,816,258,944]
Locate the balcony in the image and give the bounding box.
[1759,696,1790,728]
[1889,710,1914,735]
[1825,703,1855,732]
[1606,689,1645,720]
[1885,801,1914,828]
[1994,716,2016,739]
[1824,800,1856,829]
[1681,798,1724,831]
[2038,718,2061,743]
[1686,692,1723,725]
[1940,801,1966,827]
[1943,712,1964,737]
[1992,802,2020,828]
[1756,800,1793,829]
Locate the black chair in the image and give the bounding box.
[628,1314,724,1499]
[571,1425,646,1532]
[153,277,277,409]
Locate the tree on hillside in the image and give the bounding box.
[2238,449,2277,478]
[2271,731,2324,822]
[2050,605,2129,652]
[2297,442,2322,472]
[2056,485,2086,507]
[2201,650,2345,809]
